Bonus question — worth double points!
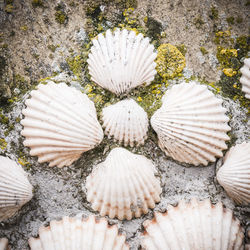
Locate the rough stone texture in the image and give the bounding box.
[0,0,249,249]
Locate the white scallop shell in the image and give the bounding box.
[102,99,149,147]
[217,142,250,205]
[240,58,250,99]
[141,198,244,250]
[151,81,231,166]
[0,238,9,250]
[87,28,157,95]
[29,215,129,250]
[21,81,104,168]
[86,147,162,220]
[0,156,33,222]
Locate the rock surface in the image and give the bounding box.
[0,0,249,249]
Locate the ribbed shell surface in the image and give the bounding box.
[141,198,244,250]
[240,58,250,99]
[21,82,104,168]
[151,81,231,166]
[217,142,250,205]
[0,156,33,222]
[87,28,157,95]
[29,215,129,250]
[102,99,149,146]
[86,147,162,220]
[0,238,9,250]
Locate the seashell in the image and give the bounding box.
[217,142,250,205]
[151,81,231,166]
[102,99,149,147]
[21,81,104,168]
[141,198,244,250]
[29,215,129,250]
[0,156,33,222]
[86,147,162,220]
[87,28,157,95]
[0,238,9,250]
[240,58,250,99]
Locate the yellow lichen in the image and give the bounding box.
[137,96,142,102]
[223,68,237,77]
[155,44,186,79]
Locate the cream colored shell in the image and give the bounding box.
[21,82,104,168]
[86,147,162,220]
[217,142,250,205]
[102,99,149,146]
[87,28,157,95]
[0,238,9,250]
[151,81,231,166]
[29,215,129,250]
[141,198,244,250]
[0,156,33,222]
[240,58,250,99]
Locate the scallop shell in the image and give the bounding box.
[29,215,129,250]
[21,81,104,168]
[151,81,231,166]
[87,28,157,95]
[240,58,250,99]
[141,198,244,250]
[217,142,250,205]
[0,238,9,250]
[86,147,162,220]
[102,99,149,146]
[0,156,33,222]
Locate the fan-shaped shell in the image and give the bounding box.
[240,58,250,99]
[217,142,250,205]
[141,198,244,250]
[86,147,162,220]
[0,238,9,250]
[21,81,104,168]
[102,99,149,146]
[87,28,157,95]
[0,156,33,222]
[151,81,231,166]
[29,215,129,250]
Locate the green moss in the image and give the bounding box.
[55,10,68,24]
[0,138,7,150]
[200,47,208,55]
[210,6,218,20]
[31,0,43,7]
[176,44,187,56]
[48,44,59,52]
[0,114,9,125]
[66,54,86,78]
[155,43,186,80]
[214,31,250,111]
[5,4,13,13]
[236,17,243,24]
[226,16,235,25]
[193,15,204,29]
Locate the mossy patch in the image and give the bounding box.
[155,44,186,80]
[200,47,208,55]
[0,138,7,150]
[55,4,68,24]
[214,30,250,111]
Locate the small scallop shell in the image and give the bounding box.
[151,81,231,166]
[102,99,149,147]
[29,215,129,250]
[141,198,244,250]
[240,58,250,99]
[86,147,162,220]
[0,238,9,250]
[217,142,250,205]
[21,81,103,168]
[87,28,157,95]
[0,156,33,222]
